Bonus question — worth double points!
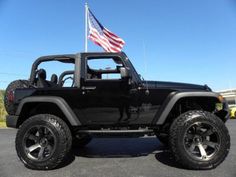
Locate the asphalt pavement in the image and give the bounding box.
[0,120,236,177]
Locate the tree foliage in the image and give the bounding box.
[0,90,7,121]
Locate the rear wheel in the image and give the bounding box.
[4,80,30,115]
[15,114,72,170]
[169,110,230,169]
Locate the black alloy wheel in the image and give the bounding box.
[15,114,72,170]
[23,125,57,161]
[183,122,220,161]
[169,110,230,169]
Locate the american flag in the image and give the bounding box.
[88,9,125,52]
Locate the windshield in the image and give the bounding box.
[122,54,142,85]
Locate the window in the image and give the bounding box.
[38,60,75,87]
[86,57,123,80]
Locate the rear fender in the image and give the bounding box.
[16,96,81,126]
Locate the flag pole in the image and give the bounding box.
[85,3,88,52]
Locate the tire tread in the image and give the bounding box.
[169,110,230,169]
[15,114,72,170]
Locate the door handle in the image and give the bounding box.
[82,86,96,90]
[129,88,138,94]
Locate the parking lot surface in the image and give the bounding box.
[0,120,236,177]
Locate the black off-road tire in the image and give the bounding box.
[169,110,230,170]
[15,114,72,170]
[4,80,30,115]
[72,134,92,148]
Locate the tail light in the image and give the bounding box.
[8,90,14,103]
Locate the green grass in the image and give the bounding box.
[0,121,6,128]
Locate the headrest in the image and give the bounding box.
[51,74,58,84]
[37,69,46,80]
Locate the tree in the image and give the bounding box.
[0,90,7,121]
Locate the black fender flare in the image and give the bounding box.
[154,91,221,125]
[16,96,81,126]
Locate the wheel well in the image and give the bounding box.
[161,97,222,132]
[17,102,72,129]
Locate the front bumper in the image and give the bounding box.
[6,115,19,128]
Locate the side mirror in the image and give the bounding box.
[120,67,130,78]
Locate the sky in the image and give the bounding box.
[0,0,236,91]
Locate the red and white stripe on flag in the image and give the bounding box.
[87,9,125,52]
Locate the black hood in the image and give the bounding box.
[143,81,211,91]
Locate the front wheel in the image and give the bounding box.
[169,110,230,169]
[15,114,72,170]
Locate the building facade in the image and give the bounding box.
[218,89,236,105]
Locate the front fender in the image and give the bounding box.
[154,91,224,125]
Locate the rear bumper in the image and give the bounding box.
[6,115,19,128]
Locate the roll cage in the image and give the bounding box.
[29,54,76,85]
[29,52,142,88]
[58,70,75,86]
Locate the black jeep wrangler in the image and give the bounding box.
[5,52,230,170]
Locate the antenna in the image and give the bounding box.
[143,42,149,95]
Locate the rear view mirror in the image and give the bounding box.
[120,67,130,78]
